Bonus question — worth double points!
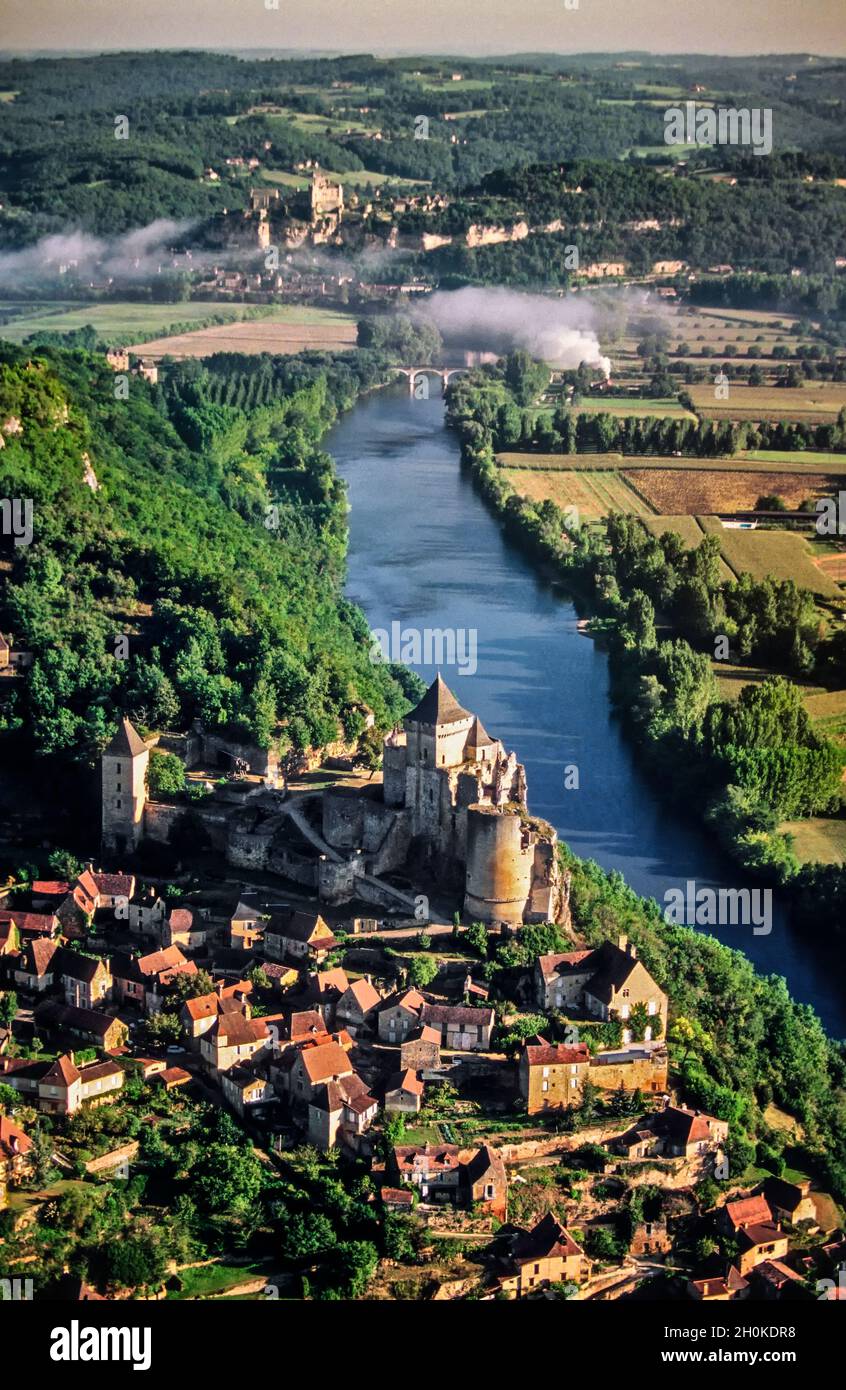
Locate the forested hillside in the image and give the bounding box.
[0,345,416,762]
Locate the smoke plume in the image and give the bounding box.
[422,286,612,376]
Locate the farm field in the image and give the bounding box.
[260,166,425,190]
[626,467,829,513]
[574,394,696,419]
[0,300,343,347]
[803,688,846,741]
[695,518,844,597]
[498,451,846,475]
[690,382,846,423]
[127,311,358,359]
[711,661,782,702]
[779,817,846,865]
[501,466,653,521]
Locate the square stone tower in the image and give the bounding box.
[101,717,149,855]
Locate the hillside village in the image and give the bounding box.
[0,677,843,1302]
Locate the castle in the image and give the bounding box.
[101,677,564,928]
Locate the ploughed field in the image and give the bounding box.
[126,313,358,359]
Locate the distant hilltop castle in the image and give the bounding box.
[101,676,565,929]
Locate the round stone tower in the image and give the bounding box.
[463,804,533,927]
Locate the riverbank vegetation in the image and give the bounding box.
[0,344,417,764]
[447,360,846,890]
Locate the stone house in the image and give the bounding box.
[687,1265,749,1301]
[737,1223,790,1277]
[391,1142,462,1202]
[228,901,265,951]
[535,935,667,1041]
[384,1069,424,1114]
[498,1214,590,1296]
[0,1114,34,1186]
[12,937,59,993]
[181,989,248,1042]
[221,1058,272,1116]
[520,1040,591,1114]
[112,945,197,1013]
[420,1003,494,1052]
[463,1143,508,1222]
[265,909,338,965]
[400,1024,442,1072]
[0,1054,124,1115]
[286,1039,355,1105]
[377,988,426,1044]
[308,1073,378,1152]
[335,977,381,1035]
[304,967,350,1025]
[199,1013,270,1077]
[762,1176,818,1228]
[128,888,167,938]
[54,948,113,1010]
[34,1000,128,1052]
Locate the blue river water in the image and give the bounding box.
[327,386,846,1037]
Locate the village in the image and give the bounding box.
[1,675,843,1302]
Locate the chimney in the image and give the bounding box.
[618,934,627,953]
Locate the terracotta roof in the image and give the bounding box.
[290,1009,329,1040]
[41,1054,81,1087]
[343,978,381,1013]
[104,717,148,758]
[79,1060,123,1084]
[382,988,426,1015]
[0,1114,33,1160]
[312,1071,374,1115]
[20,937,59,976]
[393,1142,461,1173]
[723,1195,773,1231]
[690,1265,748,1298]
[167,908,197,932]
[183,992,242,1022]
[312,967,350,996]
[653,1105,719,1147]
[0,911,58,935]
[300,1041,354,1084]
[213,1015,268,1047]
[381,1187,413,1207]
[387,1068,424,1096]
[464,1143,506,1187]
[157,1066,192,1087]
[524,1040,591,1067]
[404,674,471,727]
[753,1259,803,1289]
[537,950,593,978]
[31,880,69,896]
[91,873,134,897]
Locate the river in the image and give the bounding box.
[327,385,846,1037]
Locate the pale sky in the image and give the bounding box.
[0,0,843,57]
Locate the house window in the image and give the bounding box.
[620,1004,630,1020]
[648,1000,657,1015]
[570,1079,577,1089]
[115,763,121,773]
[542,1081,549,1092]
[485,1184,495,1198]
[542,1066,549,1078]
[116,799,122,809]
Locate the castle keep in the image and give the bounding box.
[101,677,564,928]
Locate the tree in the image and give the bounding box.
[47,849,83,880]
[146,749,186,798]
[406,954,438,988]
[0,991,18,1030]
[466,920,490,958]
[279,1211,337,1262]
[195,1142,264,1214]
[144,1010,182,1045]
[105,1234,167,1291]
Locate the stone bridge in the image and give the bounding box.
[392,365,470,396]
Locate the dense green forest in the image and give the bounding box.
[0,344,419,763]
[0,50,844,244]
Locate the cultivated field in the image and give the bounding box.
[127,311,358,359]
[695,517,844,597]
[0,300,355,350]
[498,451,846,476]
[573,394,696,419]
[626,467,829,513]
[690,382,846,424]
[780,817,846,865]
[501,466,653,521]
